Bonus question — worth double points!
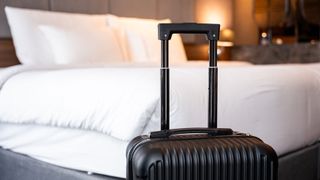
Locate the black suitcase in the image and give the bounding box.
[126,23,278,180]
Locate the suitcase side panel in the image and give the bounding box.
[127,136,278,180]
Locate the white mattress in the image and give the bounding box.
[1,62,320,178]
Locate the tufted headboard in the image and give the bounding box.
[0,0,195,38]
[0,0,195,66]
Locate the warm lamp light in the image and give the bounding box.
[201,11,226,27]
[218,41,234,47]
[218,28,234,47]
[217,28,234,60]
[195,0,233,29]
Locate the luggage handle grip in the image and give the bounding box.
[150,128,233,139]
[158,23,220,41]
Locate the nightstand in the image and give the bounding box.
[184,43,232,61]
[184,43,209,60]
[0,38,20,67]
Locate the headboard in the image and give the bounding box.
[0,0,195,67]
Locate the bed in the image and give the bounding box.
[1,2,320,180]
[1,62,320,180]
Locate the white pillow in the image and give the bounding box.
[106,15,187,63]
[38,25,124,65]
[5,7,109,65]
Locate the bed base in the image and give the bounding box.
[278,143,320,180]
[0,147,122,180]
[1,143,320,180]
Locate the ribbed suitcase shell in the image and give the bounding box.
[127,134,278,180]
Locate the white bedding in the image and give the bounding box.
[0,66,161,140]
[1,61,320,178]
[0,61,251,141]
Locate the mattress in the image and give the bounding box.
[1,62,320,178]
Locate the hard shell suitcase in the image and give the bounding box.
[126,23,278,180]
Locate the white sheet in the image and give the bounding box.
[0,61,252,141]
[0,66,161,140]
[1,62,320,178]
[142,63,320,155]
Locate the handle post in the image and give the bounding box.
[161,40,170,130]
[208,40,218,128]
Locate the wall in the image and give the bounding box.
[195,0,259,45]
[233,0,259,45]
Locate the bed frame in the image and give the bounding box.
[1,142,320,180]
[0,147,121,180]
[1,1,320,180]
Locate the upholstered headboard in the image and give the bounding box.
[0,0,195,66]
[0,0,195,38]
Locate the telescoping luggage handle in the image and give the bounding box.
[153,23,233,138]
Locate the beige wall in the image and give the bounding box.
[233,0,259,45]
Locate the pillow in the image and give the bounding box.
[106,15,187,63]
[38,25,124,65]
[5,7,109,65]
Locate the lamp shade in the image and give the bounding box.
[218,28,234,47]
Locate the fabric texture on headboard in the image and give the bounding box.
[0,0,194,38]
